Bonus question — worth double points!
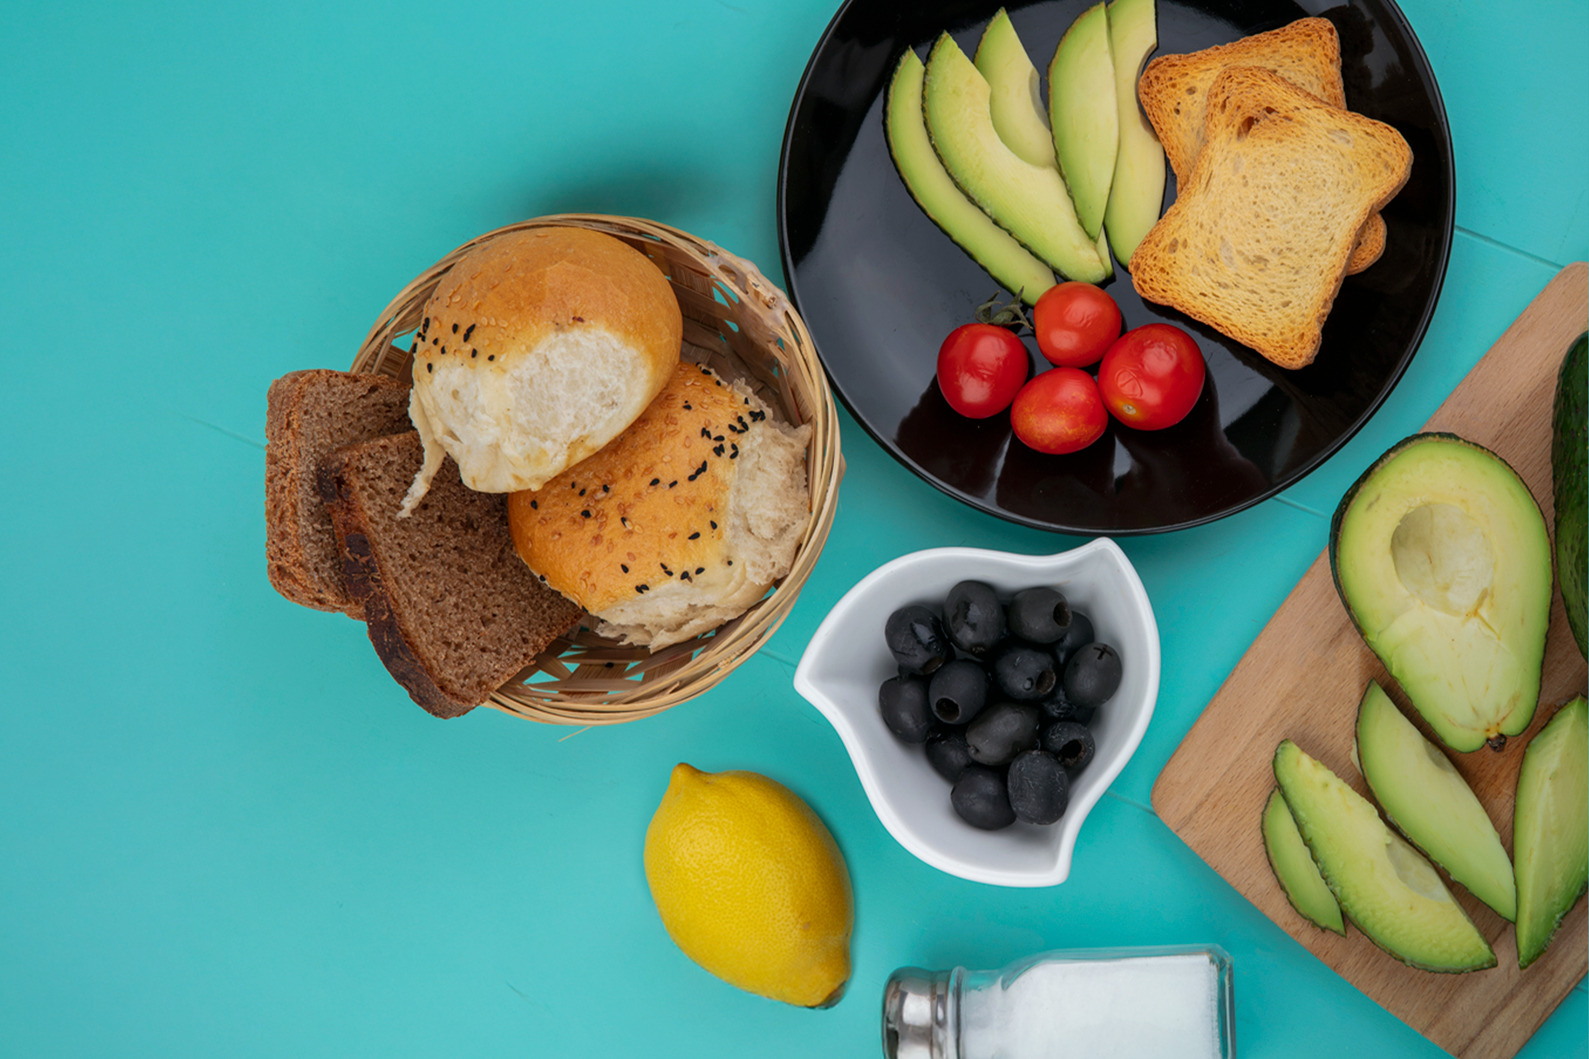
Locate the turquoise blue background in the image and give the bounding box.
[2,1,1584,1055]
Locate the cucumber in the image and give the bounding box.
[1553,332,1587,659]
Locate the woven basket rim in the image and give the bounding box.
[348,214,842,725]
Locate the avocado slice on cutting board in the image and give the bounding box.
[1553,332,1587,659]
[1330,433,1553,753]
[886,49,1056,305]
[923,33,1109,284]
[1261,788,1345,935]
[1514,695,1588,969]
[1101,0,1165,268]
[1354,680,1517,921]
[974,9,1058,172]
[1273,739,1495,972]
[1047,1,1117,241]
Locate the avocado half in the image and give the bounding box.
[886,49,1056,305]
[1273,739,1495,973]
[1514,695,1588,969]
[1552,332,1587,659]
[1331,433,1553,753]
[1354,680,1516,920]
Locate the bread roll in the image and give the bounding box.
[401,227,682,513]
[507,362,811,649]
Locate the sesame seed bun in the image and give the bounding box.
[401,227,682,513]
[507,362,811,649]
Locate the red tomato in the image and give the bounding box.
[936,323,1030,418]
[1032,282,1122,368]
[1097,323,1206,430]
[1010,367,1108,454]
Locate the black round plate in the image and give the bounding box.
[777,0,1452,534]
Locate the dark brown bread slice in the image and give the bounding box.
[319,431,584,718]
[265,369,413,616]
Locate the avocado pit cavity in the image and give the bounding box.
[1390,502,1493,616]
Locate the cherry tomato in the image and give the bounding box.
[936,323,1030,418]
[1032,282,1122,368]
[1010,368,1108,454]
[1097,323,1206,430]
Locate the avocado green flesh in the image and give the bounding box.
[1514,696,1588,969]
[1331,434,1553,753]
[887,50,1056,305]
[975,9,1058,172]
[1101,0,1165,268]
[1048,1,1117,241]
[1262,788,1345,935]
[1553,333,1587,659]
[1355,680,1516,921]
[924,33,1108,284]
[1273,740,1495,972]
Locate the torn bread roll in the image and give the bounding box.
[402,226,682,513]
[507,362,811,650]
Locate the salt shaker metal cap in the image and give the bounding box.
[882,967,960,1059]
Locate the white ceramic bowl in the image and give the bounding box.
[794,540,1160,887]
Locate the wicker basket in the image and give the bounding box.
[348,215,842,726]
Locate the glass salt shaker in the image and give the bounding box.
[882,945,1235,1059]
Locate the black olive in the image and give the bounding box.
[951,765,1016,830]
[878,676,935,743]
[1006,587,1072,644]
[965,702,1041,767]
[1050,610,1095,670]
[925,727,975,783]
[1007,750,1070,825]
[990,640,1058,701]
[1063,642,1122,709]
[927,658,989,724]
[885,604,953,675]
[1040,721,1096,772]
[944,580,1005,655]
[1035,681,1077,722]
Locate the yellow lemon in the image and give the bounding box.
[643,763,853,1008]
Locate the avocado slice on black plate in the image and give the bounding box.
[1331,433,1553,753]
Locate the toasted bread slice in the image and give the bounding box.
[1138,18,1384,275]
[265,369,413,616]
[319,431,584,718]
[1129,67,1413,370]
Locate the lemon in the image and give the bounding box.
[643,763,853,1008]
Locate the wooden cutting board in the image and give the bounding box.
[1152,263,1588,1059]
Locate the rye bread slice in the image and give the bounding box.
[1128,67,1412,370]
[318,431,584,718]
[265,369,413,616]
[1136,17,1385,274]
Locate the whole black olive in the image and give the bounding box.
[944,580,1006,655]
[1050,610,1095,670]
[1006,587,1072,644]
[878,675,935,743]
[927,658,989,724]
[1040,721,1096,772]
[1035,682,1077,722]
[965,702,1041,766]
[990,640,1058,701]
[1007,750,1070,825]
[885,604,953,675]
[1063,642,1122,709]
[925,727,975,783]
[951,765,1016,830]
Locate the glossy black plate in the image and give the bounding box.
[777,0,1452,534]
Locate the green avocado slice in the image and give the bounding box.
[923,33,1108,283]
[975,9,1059,172]
[1514,696,1588,969]
[1047,1,1117,241]
[1354,680,1516,921]
[1274,739,1495,973]
[1262,788,1345,935]
[886,49,1056,305]
[1331,433,1553,753]
[1101,0,1165,267]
